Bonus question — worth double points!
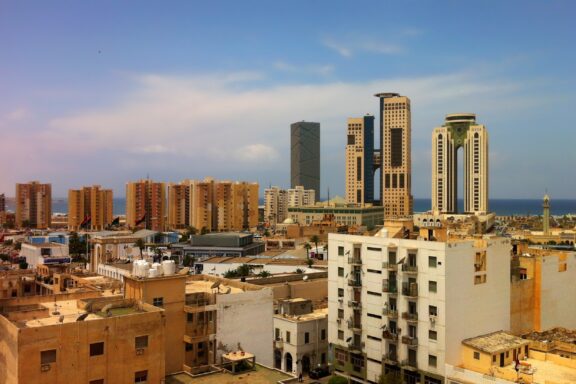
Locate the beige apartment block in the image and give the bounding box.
[190,178,214,231]
[346,116,375,206]
[167,182,190,230]
[375,94,413,218]
[68,185,113,231]
[432,113,489,215]
[126,179,166,231]
[15,181,52,229]
[0,295,165,384]
[265,185,314,225]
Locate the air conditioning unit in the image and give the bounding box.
[136,348,145,355]
[337,318,342,324]
[429,315,437,324]
[338,298,343,303]
[40,364,51,372]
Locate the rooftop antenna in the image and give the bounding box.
[327,187,330,203]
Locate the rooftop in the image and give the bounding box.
[462,331,530,354]
[165,364,292,384]
[275,307,328,322]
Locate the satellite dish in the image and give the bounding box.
[58,315,65,323]
[303,275,309,281]
[76,313,89,321]
[210,281,221,290]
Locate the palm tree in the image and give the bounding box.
[304,242,312,260]
[135,238,145,259]
[310,235,320,258]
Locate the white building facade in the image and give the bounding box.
[328,232,511,384]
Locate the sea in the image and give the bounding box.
[6,198,576,217]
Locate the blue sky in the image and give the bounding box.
[1,1,575,199]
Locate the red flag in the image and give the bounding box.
[135,213,146,226]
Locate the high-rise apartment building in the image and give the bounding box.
[0,193,5,213]
[68,185,113,231]
[291,121,320,195]
[375,93,413,217]
[432,113,489,214]
[328,229,510,383]
[166,178,258,232]
[15,181,52,229]
[345,115,375,206]
[126,179,166,231]
[265,185,315,225]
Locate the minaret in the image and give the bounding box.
[543,193,550,236]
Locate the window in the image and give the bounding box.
[429,256,437,268]
[185,343,193,351]
[338,288,344,297]
[367,269,381,274]
[474,275,487,285]
[367,291,382,297]
[286,331,291,343]
[90,380,104,384]
[152,297,164,307]
[134,370,148,383]
[135,335,148,349]
[338,330,344,340]
[41,349,57,364]
[474,351,480,360]
[275,328,280,340]
[492,355,497,363]
[429,306,438,316]
[90,342,104,356]
[338,267,344,277]
[428,354,437,367]
[338,309,344,319]
[305,332,310,344]
[321,329,326,340]
[429,281,437,293]
[367,313,382,319]
[429,330,437,341]
[187,313,194,322]
[338,246,344,256]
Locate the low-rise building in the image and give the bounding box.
[273,298,328,375]
[170,232,265,262]
[288,199,383,230]
[20,242,70,268]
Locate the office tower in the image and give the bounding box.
[68,185,113,231]
[432,113,489,214]
[15,181,52,229]
[167,182,190,230]
[291,121,320,195]
[345,115,375,206]
[375,93,413,217]
[543,194,550,236]
[126,179,166,231]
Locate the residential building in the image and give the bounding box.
[68,185,113,231]
[346,115,375,206]
[0,295,166,384]
[432,113,489,214]
[291,121,320,195]
[0,193,5,212]
[189,178,214,232]
[20,242,70,268]
[126,179,166,231]
[15,181,52,229]
[375,93,413,217]
[170,232,265,263]
[328,229,511,384]
[167,182,190,230]
[123,273,273,375]
[273,298,328,375]
[265,185,315,225]
[287,185,315,209]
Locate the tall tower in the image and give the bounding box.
[432,113,489,214]
[15,181,52,229]
[543,194,550,236]
[126,179,166,231]
[68,185,113,231]
[291,121,320,196]
[345,115,374,206]
[375,93,413,217]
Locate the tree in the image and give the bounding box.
[200,226,210,235]
[0,254,10,262]
[68,232,87,259]
[183,255,195,267]
[183,226,198,242]
[21,220,31,229]
[258,270,272,278]
[310,235,320,258]
[295,268,304,274]
[328,376,348,384]
[135,238,146,259]
[236,264,253,277]
[307,258,314,268]
[19,260,28,270]
[304,242,312,260]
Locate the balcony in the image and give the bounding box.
[382,279,398,294]
[401,264,418,274]
[401,312,418,322]
[348,279,362,288]
[184,294,217,313]
[348,300,362,310]
[348,318,362,332]
[274,338,284,350]
[348,256,362,265]
[402,282,418,298]
[401,359,418,370]
[184,322,216,342]
[383,352,398,364]
[401,336,418,346]
[382,308,398,318]
[382,330,398,341]
[348,342,363,354]
[382,261,398,271]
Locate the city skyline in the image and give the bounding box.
[1,1,576,198]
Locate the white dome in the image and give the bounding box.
[282,218,295,224]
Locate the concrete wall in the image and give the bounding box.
[0,315,18,383]
[510,279,535,335]
[269,279,328,302]
[216,287,274,367]
[540,251,576,330]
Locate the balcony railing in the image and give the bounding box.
[348,300,362,310]
[274,338,284,349]
[185,322,216,338]
[382,308,398,318]
[401,312,418,322]
[382,262,398,271]
[401,359,418,370]
[382,331,398,341]
[348,342,363,353]
[348,279,362,288]
[402,282,418,297]
[348,257,362,265]
[382,279,398,294]
[401,336,418,346]
[383,352,398,364]
[401,264,418,274]
[347,318,362,331]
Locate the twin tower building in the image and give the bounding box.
[345,93,489,216]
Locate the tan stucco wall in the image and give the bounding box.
[510,278,535,335]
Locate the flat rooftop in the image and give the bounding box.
[275,307,328,322]
[165,364,292,384]
[463,331,529,354]
[185,279,244,295]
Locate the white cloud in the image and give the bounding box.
[274,61,334,76]
[5,107,30,121]
[233,144,279,163]
[322,39,352,57]
[322,37,403,57]
[130,145,177,155]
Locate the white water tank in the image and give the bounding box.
[148,268,159,278]
[152,262,163,275]
[133,260,150,278]
[162,260,176,275]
